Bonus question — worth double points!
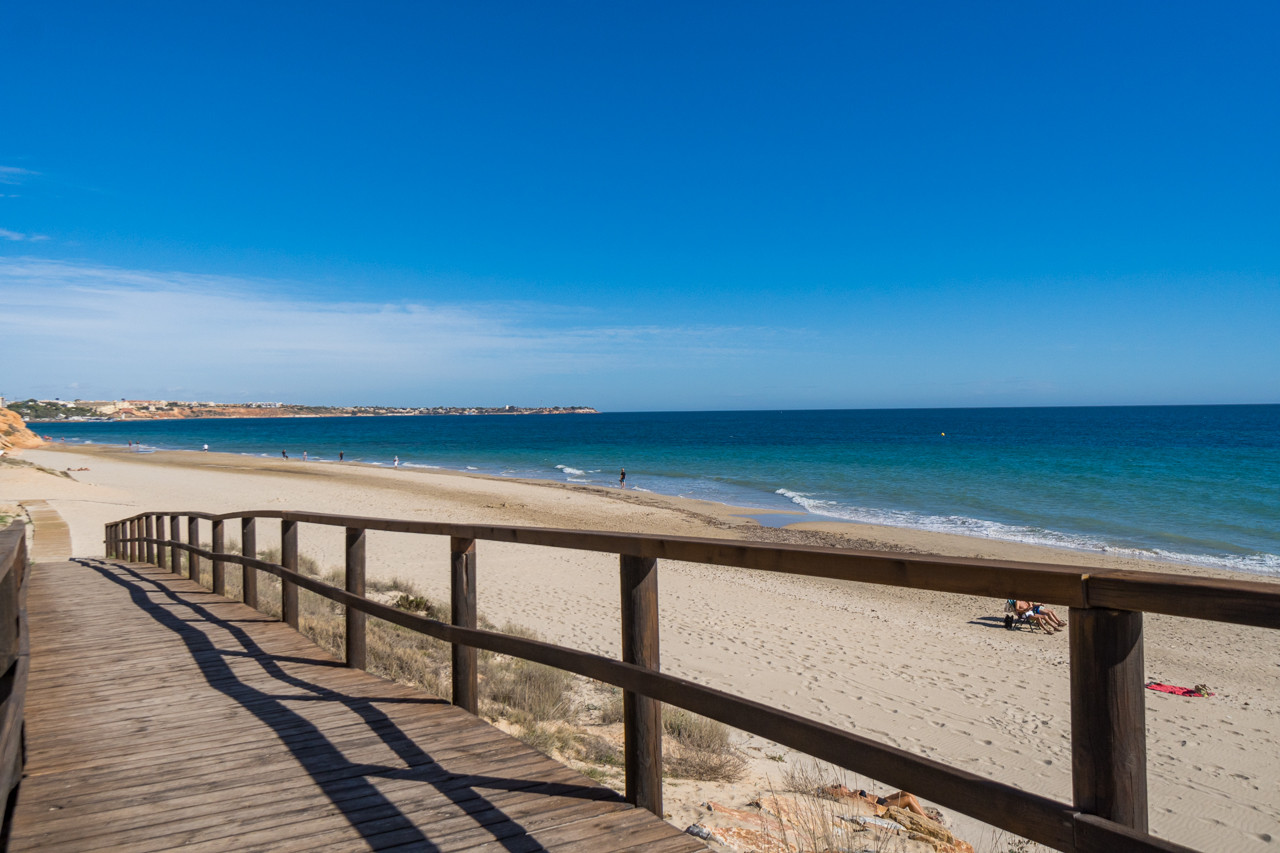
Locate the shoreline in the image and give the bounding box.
[28,440,1271,583]
[4,443,1279,851]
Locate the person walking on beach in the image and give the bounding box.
[203,444,209,452]
[303,451,308,462]
[394,456,400,468]
[282,450,288,460]
[619,468,626,488]
[339,450,344,462]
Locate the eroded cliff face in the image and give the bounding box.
[0,408,43,451]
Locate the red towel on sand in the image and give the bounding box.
[1145,682,1213,697]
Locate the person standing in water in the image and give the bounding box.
[339,450,344,462]
[394,456,400,468]
[619,468,626,488]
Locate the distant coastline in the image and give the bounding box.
[12,399,598,422]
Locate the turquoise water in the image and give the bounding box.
[35,405,1280,576]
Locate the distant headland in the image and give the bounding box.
[6,398,598,422]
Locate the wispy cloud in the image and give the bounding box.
[0,258,779,406]
[0,228,49,242]
[0,166,38,185]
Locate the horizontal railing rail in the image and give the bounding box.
[1,520,30,845]
[106,508,1280,853]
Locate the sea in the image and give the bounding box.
[31,405,1280,577]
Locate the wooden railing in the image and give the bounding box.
[0,521,30,844]
[106,510,1280,853]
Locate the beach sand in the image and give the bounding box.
[3,444,1277,852]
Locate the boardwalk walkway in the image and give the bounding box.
[9,557,706,852]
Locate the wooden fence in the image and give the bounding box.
[0,521,30,846]
[106,509,1280,853]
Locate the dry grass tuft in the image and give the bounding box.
[662,707,747,782]
[483,623,575,722]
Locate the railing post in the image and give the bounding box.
[170,514,181,573]
[187,517,200,581]
[1070,607,1148,833]
[105,523,114,559]
[241,517,258,608]
[211,518,226,596]
[620,554,662,816]
[155,515,167,570]
[126,519,136,562]
[345,527,366,669]
[281,519,299,629]
[144,515,155,565]
[450,537,478,714]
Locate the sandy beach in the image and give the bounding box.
[3,444,1277,852]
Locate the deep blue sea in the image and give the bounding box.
[33,406,1280,576]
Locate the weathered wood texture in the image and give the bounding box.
[620,554,662,817]
[1070,608,1148,830]
[114,509,1235,853]
[117,508,1280,627]
[170,514,182,573]
[281,518,299,629]
[9,558,705,852]
[345,526,366,670]
[241,516,258,608]
[450,537,478,715]
[0,522,30,833]
[211,518,226,596]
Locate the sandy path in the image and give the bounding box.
[3,444,1276,852]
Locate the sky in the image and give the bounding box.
[2,2,1278,411]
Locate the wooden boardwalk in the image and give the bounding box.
[9,557,707,852]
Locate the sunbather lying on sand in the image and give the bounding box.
[855,789,928,817]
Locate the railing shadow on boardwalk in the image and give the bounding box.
[79,557,615,852]
[98,508,1280,853]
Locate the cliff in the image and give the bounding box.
[0,408,44,452]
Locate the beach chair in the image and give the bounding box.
[1002,599,1034,631]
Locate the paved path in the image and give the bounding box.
[9,557,706,852]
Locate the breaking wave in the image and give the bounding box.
[774,489,1279,577]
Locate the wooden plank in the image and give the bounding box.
[1085,570,1280,629]
[0,521,28,807]
[275,510,1094,605]
[11,558,697,853]
[15,742,545,839]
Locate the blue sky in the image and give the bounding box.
[3,2,1277,410]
